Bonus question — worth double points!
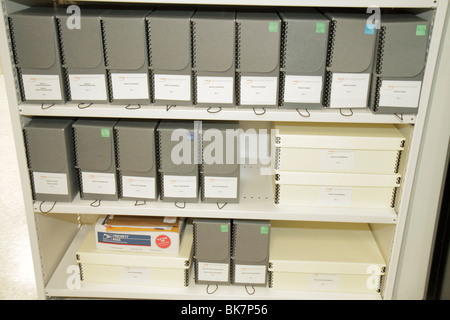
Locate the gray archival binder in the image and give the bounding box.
[191,10,236,108]
[236,12,281,109]
[193,218,231,285]
[24,118,77,202]
[56,8,109,104]
[114,119,159,201]
[201,121,240,204]
[370,14,430,115]
[9,7,65,104]
[157,120,199,203]
[231,220,270,286]
[73,119,118,201]
[278,9,329,110]
[324,12,377,108]
[148,10,194,106]
[101,9,152,105]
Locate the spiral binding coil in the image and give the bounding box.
[235,21,242,106]
[274,147,281,171]
[191,20,196,69]
[106,70,113,103]
[184,268,190,287]
[156,130,165,200]
[72,127,85,199]
[78,263,84,282]
[373,76,382,112]
[235,72,241,106]
[230,223,237,284]
[16,67,26,102]
[63,68,72,102]
[375,26,386,75]
[279,21,288,69]
[8,17,18,65]
[192,70,198,105]
[394,150,402,174]
[274,183,280,204]
[113,128,124,198]
[55,18,66,66]
[100,20,109,67]
[278,71,286,107]
[22,129,37,200]
[149,70,155,103]
[390,187,398,208]
[146,19,152,68]
[267,268,274,288]
[323,71,333,108]
[326,20,337,68]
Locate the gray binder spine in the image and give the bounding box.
[370,15,430,115]
[235,12,281,109]
[147,10,194,107]
[56,9,109,104]
[101,10,152,105]
[9,8,66,104]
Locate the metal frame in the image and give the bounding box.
[0,0,448,300]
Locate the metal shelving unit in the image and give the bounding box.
[0,0,448,300]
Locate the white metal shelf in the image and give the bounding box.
[45,225,382,300]
[19,103,415,124]
[72,0,438,9]
[34,166,398,224]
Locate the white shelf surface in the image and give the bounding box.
[45,225,382,300]
[19,103,416,124]
[35,166,397,224]
[73,0,437,9]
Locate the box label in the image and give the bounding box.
[97,232,151,247]
[320,150,355,171]
[69,74,107,101]
[81,172,116,195]
[32,172,68,195]
[122,176,156,199]
[240,76,277,105]
[365,24,375,35]
[120,266,151,284]
[198,262,229,282]
[196,76,233,104]
[268,22,278,32]
[163,175,197,198]
[316,22,326,34]
[154,74,191,101]
[111,73,149,100]
[318,186,353,207]
[378,80,422,108]
[22,74,62,101]
[329,73,370,108]
[284,75,323,104]
[416,25,427,36]
[309,274,340,291]
[204,176,238,199]
[234,264,266,284]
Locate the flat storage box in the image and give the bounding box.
[268,221,386,294]
[275,171,400,208]
[95,215,186,254]
[77,222,193,287]
[274,122,405,174]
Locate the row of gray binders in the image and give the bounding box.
[23,117,240,205]
[9,6,430,114]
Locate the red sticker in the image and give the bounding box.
[156,235,171,249]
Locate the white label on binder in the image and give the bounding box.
[309,274,340,291]
[198,262,229,282]
[81,172,116,195]
[378,80,422,108]
[284,75,323,103]
[320,150,355,171]
[120,266,151,284]
[163,175,197,198]
[329,73,370,108]
[111,73,149,100]
[204,176,237,199]
[121,176,155,199]
[319,186,352,206]
[69,74,107,101]
[240,76,277,105]
[32,172,68,195]
[21,74,62,101]
[154,74,191,101]
[196,76,233,104]
[234,265,266,284]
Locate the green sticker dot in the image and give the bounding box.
[220,224,229,232]
[269,22,278,33]
[261,226,269,234]
[101,128,110,137]
[316,22,326,34]
[416,25,427,36]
